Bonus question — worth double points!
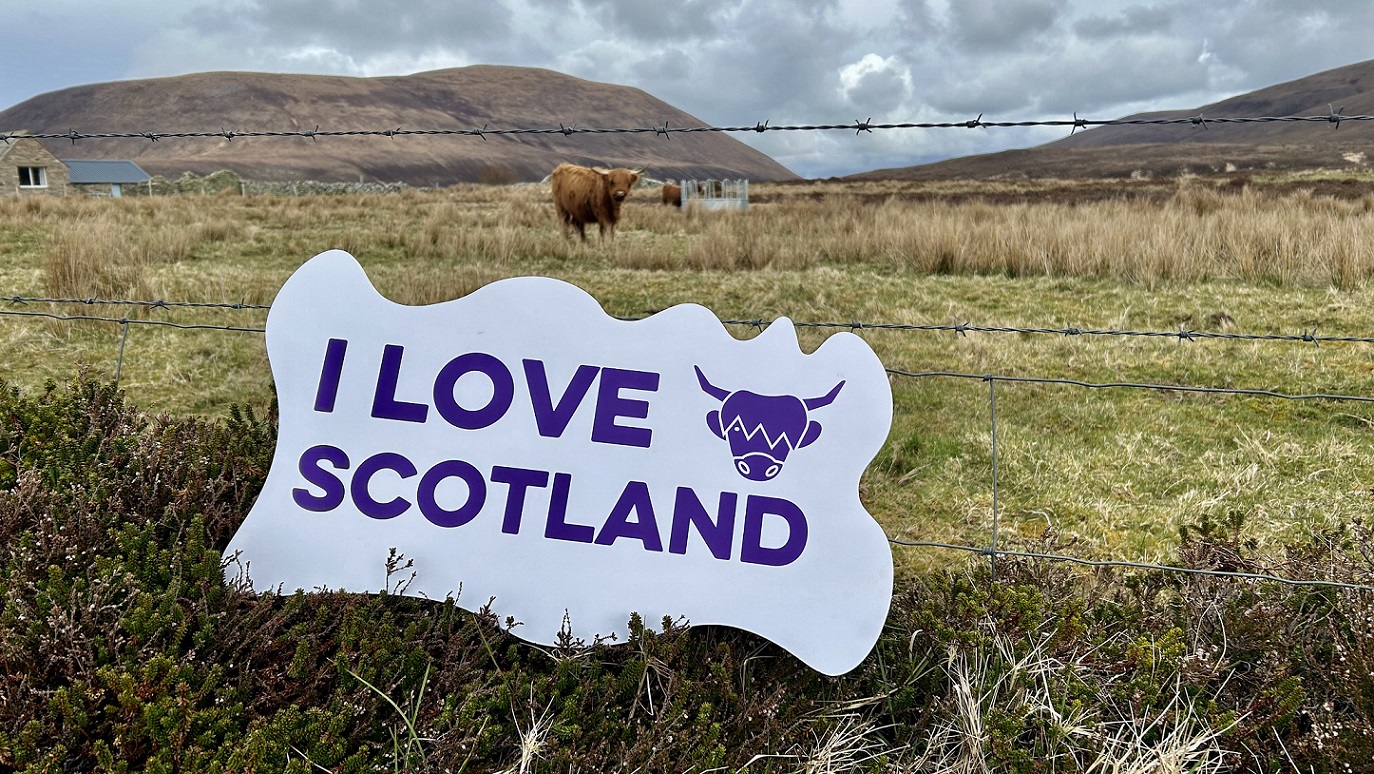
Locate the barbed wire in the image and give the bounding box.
[724,319,1366,345]
[0,308,263,333]
[3,295,1370,347]
[1,295,270,311]
[5,306,1371,401]
[4,108,1372,144]
[891,368,1374,403]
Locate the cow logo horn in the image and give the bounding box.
[803,381,845,410]
[694,365,845,482]
[695,365,729,401]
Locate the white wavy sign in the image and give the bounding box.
[224,249,894,675]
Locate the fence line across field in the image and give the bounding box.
[5,108,1373,145]
[5,294,1373,346]
[3,300,1372,593]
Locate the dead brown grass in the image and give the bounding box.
[11,176,1374,306]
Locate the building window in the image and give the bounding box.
[17,167,47,188]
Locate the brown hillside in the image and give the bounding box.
[850,59,1374,180]
[0,66,798,185]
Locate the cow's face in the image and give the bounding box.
[598,168,640,202]
[696,366,844,481]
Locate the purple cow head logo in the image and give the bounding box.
[695,366,845,482]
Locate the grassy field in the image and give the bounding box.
[3,177,1374,578]
[4,176,1374,770]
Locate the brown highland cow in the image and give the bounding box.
[661,182,682,207]
[550,163,640,242]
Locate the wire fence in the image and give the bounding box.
[4,107,1372,145]
[3,293,1373,593]
[5,110,1374,592]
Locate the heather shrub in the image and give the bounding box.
[1,377,1372,771]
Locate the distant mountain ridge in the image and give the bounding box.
[849,59,1374,180]
[0,66,798,185]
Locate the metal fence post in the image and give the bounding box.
[115,319,130,387]
[988,375,1000,582]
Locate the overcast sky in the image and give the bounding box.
[3,0,1373,178]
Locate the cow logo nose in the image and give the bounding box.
[734,454,783,482]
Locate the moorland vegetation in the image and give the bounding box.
[2,175,1373,771]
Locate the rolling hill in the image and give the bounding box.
[849,59,1374,180]
[0,66,799,185]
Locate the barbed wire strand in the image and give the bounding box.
[5,308,1374,399]
[3,109,1372,144]
[1,295,270,311]
[891,368,1374,403]
[0,307,264,333]
[3,297,1370,347]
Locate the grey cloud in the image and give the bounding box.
[1166,1,1374,97]
[1,8,156,108]
[895,0,942,38]
[581,0,723,42]
[1073,5,1173,39]
[657,1,855,122]
[948,0,1068,52]
[188,0,512,57]
[1030,38,1211,114]
[843,66,909,116]
[917,31,1211,119]
[922,69,1037,115]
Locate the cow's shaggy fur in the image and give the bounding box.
[661,182,682,208]
[550,163,641,242]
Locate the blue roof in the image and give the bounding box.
[61,159,151,184]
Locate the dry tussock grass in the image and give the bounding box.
[14,177,1374,295]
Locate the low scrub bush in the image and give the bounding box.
[1,378,1371,771]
